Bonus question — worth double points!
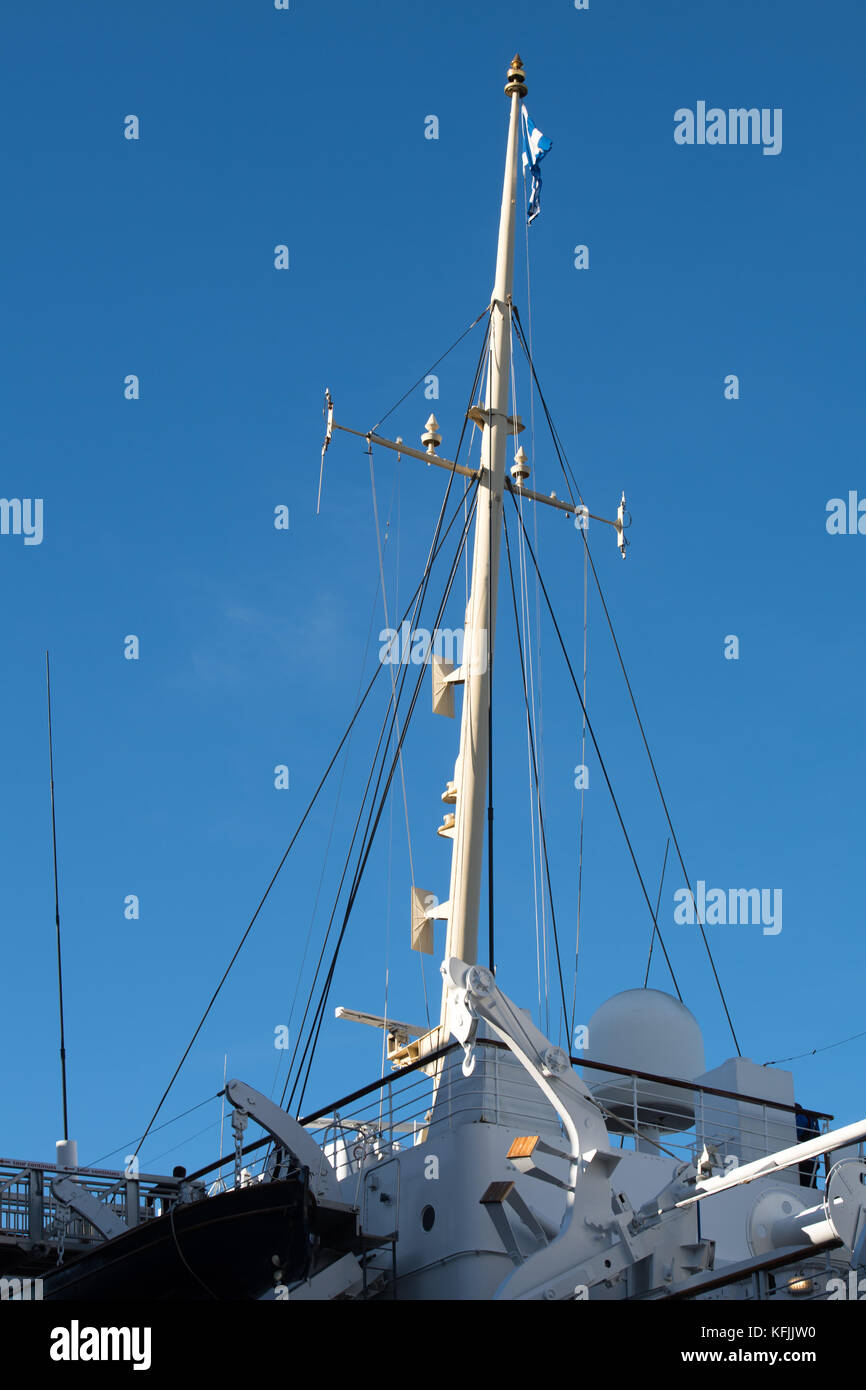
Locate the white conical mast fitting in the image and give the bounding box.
[439,55,526,1017]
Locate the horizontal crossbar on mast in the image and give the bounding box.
[505,477,620,529]
[327,415,623,532]
[331,422,478,480]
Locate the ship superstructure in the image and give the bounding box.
[3,54,865,1306]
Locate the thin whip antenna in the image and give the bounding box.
[217,1052,228,1187]
[46,651,69,1140]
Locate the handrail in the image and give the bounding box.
[187,1042,456,1181]
[187,1040,832,1182]
[572,1054,833,1120]
[0,1157,177,1184]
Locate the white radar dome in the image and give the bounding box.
[583,988,706,1135]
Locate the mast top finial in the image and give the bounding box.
[505,54,527,99]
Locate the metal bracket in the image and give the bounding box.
[441,957,629,1299]
[51,1176,128,1240]
[224,1078,342,1202]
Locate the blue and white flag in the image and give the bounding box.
[521,105,552,224]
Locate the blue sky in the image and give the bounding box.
[2,0,864,1178]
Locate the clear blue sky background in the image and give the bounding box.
[2,0,864,1179]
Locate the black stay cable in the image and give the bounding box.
[135,471,484,1157]
[369,306,489,435]
[511,306,586,506]
[511,307,741,1055]
[283,319,495,1110]
[644,837,671,987]
[507,487,683,1002]
[289,483,482,1114]
[283,482,480,1111]
[502,507,570,1032]
[579,530,742,1054]
[487,606,495,975]
[487,421,495,975]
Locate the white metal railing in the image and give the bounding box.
[0,1158,182,1254]
[265,1042,834,1195]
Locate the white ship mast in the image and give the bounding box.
[27,56,866,1311]
[322,55,625,1067]
[439,53,526,999]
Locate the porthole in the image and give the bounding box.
[421,1204,436,1232]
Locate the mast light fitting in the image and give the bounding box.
[422,414,442,455]
[511,447,530,485]
[505,54,527,99]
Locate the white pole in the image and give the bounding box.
[440,56,526,1014]
[675,1116,866,1207]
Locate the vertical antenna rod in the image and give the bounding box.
[46,651,70,1140]
[440,55,525,1015]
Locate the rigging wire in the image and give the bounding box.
[284,649,424,1103]
[168,1201,217,1299]
[507,488,684,1002]
[369,443,430,1026]
[133,477,482,1158]
[519,182,549,772]
[765,1027,866,1068]
[442,320,494,979]
[487,384,495,975]
[506,317,544,1025]
[518,361,545,1026]
[288,483,484,1115]
[291,492,480,1104]
[516,486,548,1028]
[580,527,742,1054]
[513,248,552,1042]
[269,541,394,1102]
[502,507,571,1035]
[282,321,494,1110]
[487,612,495,974]
[644,838,671,987]
[143,1121,228,1173]
[84,1093,221,1169]
[369,307,489,435]
[509,307,741,1054]
[570,541,589,1045]
[380,795,393,1091]
[280,482,481,1111]
[507,306,550,1033]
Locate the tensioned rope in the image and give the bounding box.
[288,483,483,1115]
[507,487,683,1002]
[507,308,548,1028]
[133,472,485,1157]
[644,838,671,988]
[282,317,495,1111]
[271,463,409,1103]
[85,1093,221,1169]
[369,443,430,1024]
[765,1026,866,1068]
[502,505,571,1035]
[510,307,741,1054]
[369,308,489,435]
[571,540,589,1046]
[280,484,481,1110]
[514,238,552,1040]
